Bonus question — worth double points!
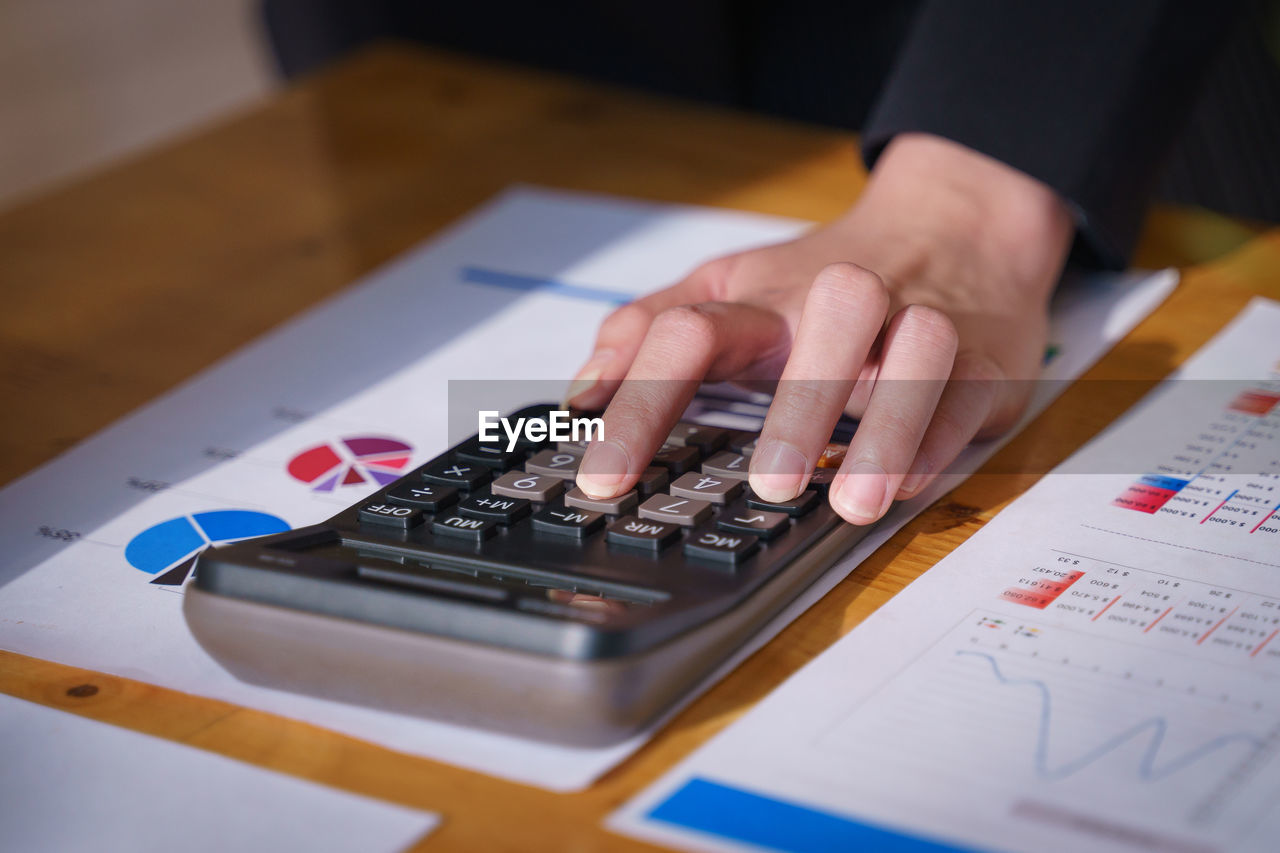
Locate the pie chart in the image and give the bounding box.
[286,436,413,492]
[125,509,290,584]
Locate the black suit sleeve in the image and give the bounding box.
[861,1,1244,269]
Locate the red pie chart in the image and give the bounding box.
[287,436,413,492]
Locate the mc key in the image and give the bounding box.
[683,527,759,565]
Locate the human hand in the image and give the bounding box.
[567,134,1074,525]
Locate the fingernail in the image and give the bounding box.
[563,351,613,405]
[899,457,932,497]
[577,439,629,498]
[833,460,888,524]
[749,440,809,502]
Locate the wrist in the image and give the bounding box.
[850,133,1074,303]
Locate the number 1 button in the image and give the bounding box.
[717,503,789,540]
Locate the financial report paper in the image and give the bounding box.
[0,187,1174,791]
[0,693,437,852]
[612,298,1280,853]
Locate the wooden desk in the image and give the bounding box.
[1,45,1277,850]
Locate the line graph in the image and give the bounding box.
[812,611,1280,846]
[956,650,1264,783]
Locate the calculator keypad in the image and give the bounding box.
[359,502,424,530]
[716,503,790,540]
[525,450,583,480]
[668,471,742,505]
[454,437,524,470]
[564,486,639,516]
[635,466,670,495]
[651,444,700,474]
[605,516,682,550]
[638,494,713,527]
[665,423,729,455]
[423,459,491,490]
[683,527,759,565]
[432,513,499,541]
[351,415,847,581]
[746,488,819,517]
[491,471,565,502]
[531,500,605,538]
[386,482,458,511]
[458,490,531,524]
[700,451,749,480]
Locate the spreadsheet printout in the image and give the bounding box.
[614,298,1280,853]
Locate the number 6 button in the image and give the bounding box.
[491,470,564,502]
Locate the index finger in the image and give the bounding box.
[575,302,789,498]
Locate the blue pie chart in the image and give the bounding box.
[125,510,289,575]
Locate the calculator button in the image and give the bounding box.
[684,527,759,565]
[507,406,557,452]
[532,500,605,539]
[490,470,565,502]
[668,471,742,505]
[386,482,458,511]
[665,423,729,454]
[737,438,758,457]
[422,458,491,490]
[726,430,759,454]
[455,438,524,470]
[432,513,499,541]
[717,504,789,540]
[651,444,700,474]
[635,466,669,496]
[605,516,681,551]
[564,486,638,516]
[638,494,713,526]
[458,490,531,524]
[358,503,424,530]
[816,443,847,469]
[807,466,836,493]
[701,451,749,480]
[524,449,583,480]
[746,489,819,517]
[556,437,594,456]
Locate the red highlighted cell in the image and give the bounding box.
[1000,570,1084,610]
[1112,484,1179,514]
[1228,390,1280,416]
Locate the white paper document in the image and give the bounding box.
[612,298,1280,853]
[0,187,1175,791]
[0,693,437,853]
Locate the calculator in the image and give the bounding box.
[184,399,871,746]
